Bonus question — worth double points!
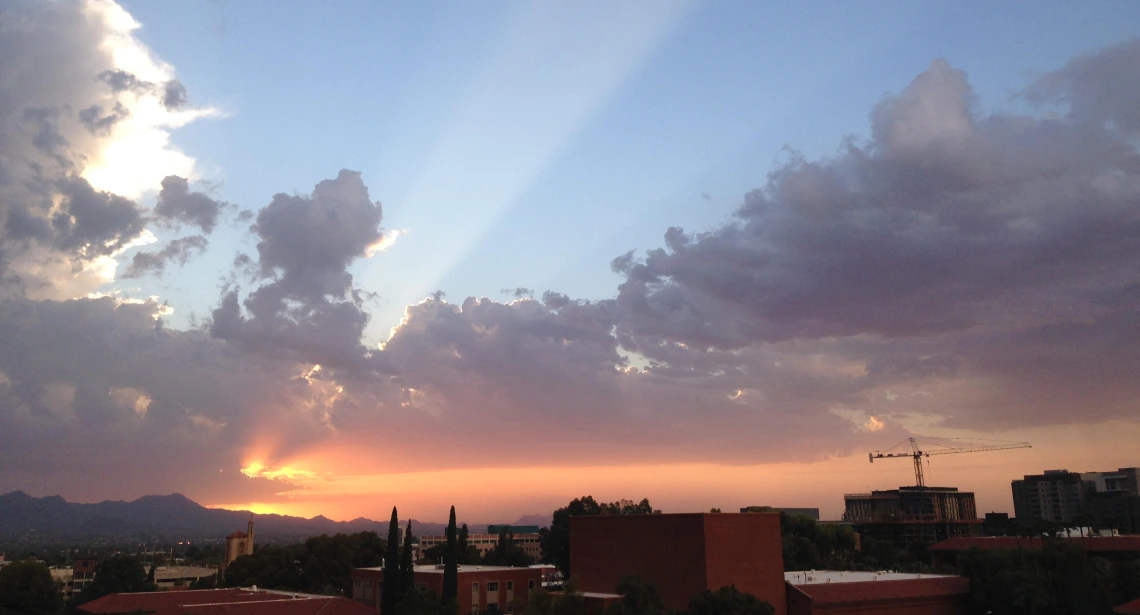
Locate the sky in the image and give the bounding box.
[0,0,1138,524]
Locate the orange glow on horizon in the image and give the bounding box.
[201,419,1140,525]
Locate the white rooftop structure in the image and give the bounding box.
[785,570,956,585]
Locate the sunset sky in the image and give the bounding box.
[1,0,1139,526]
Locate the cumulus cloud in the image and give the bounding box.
[612,43,1140,429]
[0,0,214,299]
[209,170,384,367]
[3,6,1139,509]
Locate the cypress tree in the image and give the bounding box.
[399,521,415,596]
[458,523,471,565]
[441,506,458,604]
[382,506,401,615]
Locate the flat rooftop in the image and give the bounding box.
[357,565,536,574]
[785,571,956,584]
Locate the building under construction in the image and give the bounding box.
[844,486,983,547]
[844,437,1031,547]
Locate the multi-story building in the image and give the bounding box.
[352,564,543,614]
[1012,470,1090,524]
[844,486,981,546]
[1012,468,1140,532]
[418,528,541,562]
[570,512,788,614]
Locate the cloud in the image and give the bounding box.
[124,234,209,278]
[209,170,384,368]
[2,4,1139,513]
[611,43,1140,430]
[161,80,189,110]
[154,175,227,233]
[0,0,214,299]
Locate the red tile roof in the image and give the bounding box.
[929,536,1140,553]
[78,589,375,615]
[1117,598,1140,614]
[793,577,969,606]
[226,531,249,539]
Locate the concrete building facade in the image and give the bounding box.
[844,487,980,546]
[1012,468,1140,532]
[569,512,787,615]
[352,564,543,615]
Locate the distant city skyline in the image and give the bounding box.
[1,1,1138,524]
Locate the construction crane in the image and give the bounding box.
[869,437,1031,488]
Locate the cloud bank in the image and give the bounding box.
[1,1,1137,512]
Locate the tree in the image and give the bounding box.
[222,531,384,595]
[484,529,535,567]
[398,585,450,615]
[606,576,664,615]
[383,507,402,615]
[77,555,156,604]
[540,497,659,577]
[710,508,721,513]
[458,524,479,565]
[0,560,62,615]
[441,506,458,605]
[400,521,416,598]
[684,586,773,615]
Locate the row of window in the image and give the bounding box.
[470,580,536,591]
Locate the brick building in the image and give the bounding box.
[352,564,543,614]
[570,512,787,614]
[79,588,374,615]
[785,571,969,615]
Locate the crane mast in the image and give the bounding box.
[868,437,1031,487]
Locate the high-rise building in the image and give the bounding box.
[1011,470,1090,525]
[1012,468,1140,532]
[844,487,981,546]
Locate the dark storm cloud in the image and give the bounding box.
[124,235,209,278]
[209,170,383,367]
[154,175,227,233]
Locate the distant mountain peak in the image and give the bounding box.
[0,491,393,540]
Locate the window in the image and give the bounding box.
[506,581,513,590]
[488,582,499,592]
[528,580,535,590]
